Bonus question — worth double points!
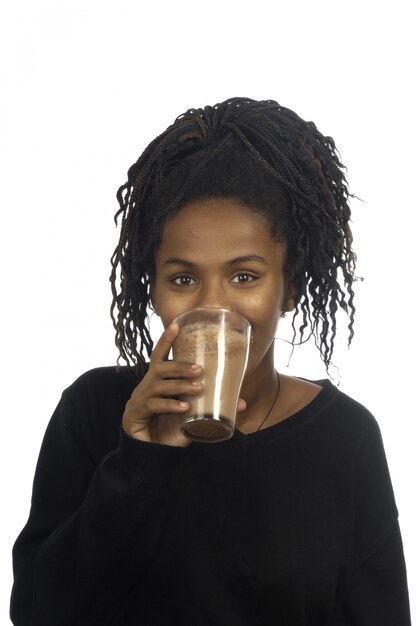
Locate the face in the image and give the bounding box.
[151,198,296,379]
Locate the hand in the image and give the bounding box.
[122,322,204,447]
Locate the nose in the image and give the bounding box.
[196,280,232,311]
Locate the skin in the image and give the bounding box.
[122,197,322,447]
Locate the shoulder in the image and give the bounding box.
[47,366,146,459]
[68,364,141,387]
[327,382,381,438]
[290,375,382,446]
[63,366,142,407]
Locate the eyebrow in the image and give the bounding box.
[163,258,194,268]
[227,255,268,266]
[162,255,268,267]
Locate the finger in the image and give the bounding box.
[153,359,203,381]
[125,390,191,418]
[145,397,190,415]
[237,398,246,412]
[150,322,179,364]
[146,378,203,399]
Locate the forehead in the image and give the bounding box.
[156,198,281,262]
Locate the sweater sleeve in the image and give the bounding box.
[332,418,412,625]
[10,385,190,626]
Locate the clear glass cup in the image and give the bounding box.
[172,308,251,443]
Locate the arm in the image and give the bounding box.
[11,323,206,626]
[332,521,411,625]
[332,419,411,625]
[11,325,209,625]
[10,391,190,626]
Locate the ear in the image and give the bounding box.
[282,280,297,313]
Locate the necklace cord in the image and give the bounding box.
[256,371,281,432]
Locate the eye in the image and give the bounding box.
[171,275,197,286]
[231,272,256,284]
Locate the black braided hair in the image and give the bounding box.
[110,97,357,377]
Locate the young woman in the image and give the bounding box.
[11,98,411,625]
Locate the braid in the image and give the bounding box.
[110,97,357,376]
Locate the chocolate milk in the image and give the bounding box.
[173,320,250,442]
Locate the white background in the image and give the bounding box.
[1,0,414,621]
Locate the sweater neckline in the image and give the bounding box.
[231,379,339,443]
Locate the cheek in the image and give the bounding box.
[247,291,282,326]
[246,298,281,350]
[151,280,180,325]
[158,308,182,329]
[154,299,197,330]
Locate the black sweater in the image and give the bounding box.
[10,367,411,625]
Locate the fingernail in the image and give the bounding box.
[190,364,201,370]
[179,401,189,408]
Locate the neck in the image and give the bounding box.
[236,347,278,429]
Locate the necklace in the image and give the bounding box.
[256,371,281,432]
